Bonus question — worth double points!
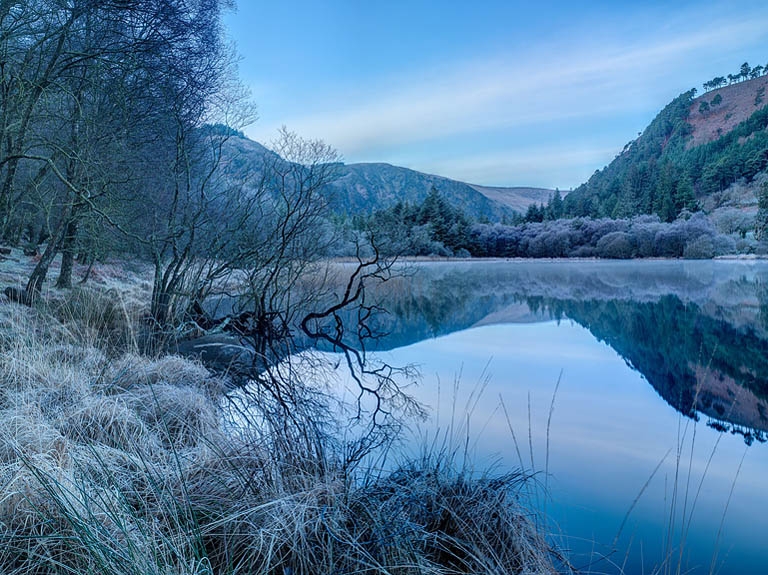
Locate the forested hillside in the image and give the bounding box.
[563,68,768,221]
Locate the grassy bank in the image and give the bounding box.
[0,261,559,574]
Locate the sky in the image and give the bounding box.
[223,0,768,190]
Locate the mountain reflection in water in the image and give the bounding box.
[351,259,768,574]
[364,260,768,441]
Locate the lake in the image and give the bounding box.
[337,259,768,575]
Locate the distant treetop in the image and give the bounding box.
[703,60,768,92]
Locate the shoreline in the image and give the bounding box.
[332,254,768,264]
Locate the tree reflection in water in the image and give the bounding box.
[363,260,768,443]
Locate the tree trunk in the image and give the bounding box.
[0,158,21,239]
[26,206,70,297]
[151,255,172,329]
[26,237,58,297]
[79,252,96,284]
[55,218,78,288]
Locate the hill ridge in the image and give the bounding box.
[689,74,768,147]
[224,135,555,218]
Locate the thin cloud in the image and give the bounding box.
[245,5,768,186]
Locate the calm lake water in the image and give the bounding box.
[341,260,768,575]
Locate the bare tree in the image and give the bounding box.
[141,127,337,335]
[3,0,420,443]
[145,126,423,433]
[4,0,244,297]
[0,1,77,238]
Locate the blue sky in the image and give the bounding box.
[224,0,768,190]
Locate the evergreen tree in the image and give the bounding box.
[675,174,697,213]
[655,164,678,222]
[612,186,636,218]
[524,203,544,223]
[363,187,474,255]
[549,189,563,219]
[419,187,450,243]
[740,62,751,82]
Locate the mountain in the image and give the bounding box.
[221,136,554,221]
[563,73,768,221]
[467,184,562,213]
[219,135,282,171]
[327,162,511,220]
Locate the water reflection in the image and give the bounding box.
[368,260,768,441]
[356,260,768,574]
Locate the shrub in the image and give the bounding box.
[596,231,635,259]
[654,227,686,257]
[571,245,596,258]
[712,234,737,256]
[455,247,472,258]
[683,236,715,259]
[735,237,756,253]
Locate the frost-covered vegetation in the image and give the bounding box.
[468,213,742,259]
[360,191,765,259]
[0,266,560,575]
